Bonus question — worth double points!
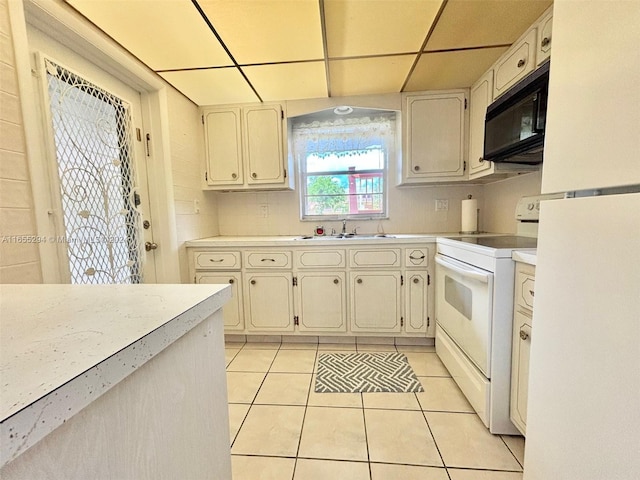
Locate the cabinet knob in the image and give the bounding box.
[519,329,530,341]
[333,278,339,284]
[251,172,257,178]
[229,279,234,284]
[145,241,158,251]
[541,36,551,47]
[231,173,237,179]
[517,58,526,68]
[357,278,363,284]
[250,279,256,285]
[413,277,419,284]
[413,165,420,171]
[478,157,484,164]
[529,289,535,297]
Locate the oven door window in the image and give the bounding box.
[435,255,494,376]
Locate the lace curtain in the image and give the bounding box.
[291,111,397,158]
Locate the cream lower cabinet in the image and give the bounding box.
[510,261,536,435]
[244,271,294,331]
[188,242,434,338]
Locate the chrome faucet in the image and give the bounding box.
[341,219,347,234]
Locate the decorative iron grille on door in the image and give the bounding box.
[45,58,143,284]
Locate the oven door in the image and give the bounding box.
[435,254,494,376]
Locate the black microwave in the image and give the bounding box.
[484,60,550,164]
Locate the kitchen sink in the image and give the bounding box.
[295,234,396,240]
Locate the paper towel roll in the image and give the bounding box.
[461,198,478,233]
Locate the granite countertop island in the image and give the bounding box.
[0,284,232,479]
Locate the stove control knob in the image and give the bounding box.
[527,203,535,211]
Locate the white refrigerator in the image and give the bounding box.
[524,2,640,480]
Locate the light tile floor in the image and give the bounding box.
[225,341,525,480]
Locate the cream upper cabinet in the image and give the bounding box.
[493,29,537,99]
[202,103,293,191]
[401,90,467,184]
[536,8,553,66]
[468,70,494,178]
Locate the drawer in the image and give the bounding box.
[244,250,292,269]
[349,248,401,268]
[194,251,241,270]
[295,249,346,268]
[515,264,536,313]
[405,247,430,268]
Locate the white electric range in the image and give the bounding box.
[434,196,550,435]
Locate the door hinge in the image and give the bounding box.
[145,133,151,157]
[294,315,299,326]
[401,275,404,286]
[281,109,284,120]
[205,171,208,182]
[201,114,205,125]
[284,168,287,178]
[463,160,467,172]
[136,128,142,142]
[427,316,430,327]
[427,274,431,286]
[292,276,298,287]
[464,98,468,109]
[400,317,404,327]
[193,275,196,284]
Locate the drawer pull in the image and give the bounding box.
[409,255,425,260]
[529,289,535,297]
[413,277,420,284]
[333,278,339,284]
[209,258,224,263]
[228,279,234,284]
[250,280,256,285]
[261,258,276,262]
[541,36,551,47]
[517,58,526,68]
[520,329,530,341]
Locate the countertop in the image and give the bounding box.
[512,250,537,266]
[0,284,231,466]
[186,233,464,248]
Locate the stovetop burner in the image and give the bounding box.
[448,235,537,249]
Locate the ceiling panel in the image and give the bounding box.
[243,62,327,102]
[198,0,324,64]
[159,68,259,106]
[324,0,443,58]
[425,0,553,51]
[329,55,416,97]
[67,0,233,70]
[404,47,508,91]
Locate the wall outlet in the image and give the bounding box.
[193,199,200,214]
[259,204,269,218]
[435,199,449,211]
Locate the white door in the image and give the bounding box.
[41,56,156,283]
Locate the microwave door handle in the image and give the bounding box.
[532,92,545,133]
[435,255,491,284]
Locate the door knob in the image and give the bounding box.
[145,241,158,251]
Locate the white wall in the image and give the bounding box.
[482,171,542,233]
[167,90,219,282]
[0,0,42,283]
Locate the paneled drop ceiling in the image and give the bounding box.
[65,0,552,106]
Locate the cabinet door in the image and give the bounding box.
[244,272,294,331]
[203,108,243,186]
[296,272,347,332]
[243,105,285,185]
[468,70,494,177]
[196,273,244,331]
[405,272,428,334]
[510,311,532,435]
[494,29,537,98]
[405,92,466,179]
[350,271,402,333]
[537,9,553,65]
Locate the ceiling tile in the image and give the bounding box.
[159,68,259,106]
[425,0,553,50]
[243,62,327,102]
[325,0,443,58]
[67,0,233,70]
[198,0,324,64]
[329,55,416,97]
[404,47,509,91]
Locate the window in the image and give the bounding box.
[292,109,396,220]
